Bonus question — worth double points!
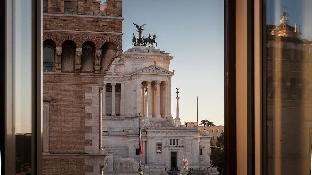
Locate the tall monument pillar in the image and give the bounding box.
[176,88,180,119]
[175,88,181,126]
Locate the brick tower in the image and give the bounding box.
[42,0,122,174]
[266,12,312,175]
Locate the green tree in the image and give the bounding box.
[210,132,224,175]
[200,120,215,127]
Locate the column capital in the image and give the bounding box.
[111,82,117,86]
[146,81,152,85]
[76,47,82,56]
[155,81,161,85]
[96,49,102,57]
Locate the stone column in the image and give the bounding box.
[147,81,153,117]
[111,83,116,116]
[55,46,62,72]
[102,83,106,116]
[99,87,103,150]
[136,81,142,116]
[75,47,82,72]
[120,83,125,116]
[142,85,147,117]
[142,84,147,117]
[95,49,102,73]
[155,81,161,118]
[166,80,171,117]
[43,103,49,153]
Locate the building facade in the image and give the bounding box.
[42,1,217,174]
[265,12,312,175]
[100,46,218,174]
[42,0,122,174]
[185,123,224,146]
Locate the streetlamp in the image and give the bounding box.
[137,113,144,175]
[137,164,144,175]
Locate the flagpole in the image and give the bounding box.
[139,114,141,164]
[197,96,199,127]
[138,113,144,175]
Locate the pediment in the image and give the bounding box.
[131,65,173,76]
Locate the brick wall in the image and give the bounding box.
[42,155,98,175]
[42,0,122,173]
[43,15,122,33]
[43,74,111,173]
[45,0,122,17]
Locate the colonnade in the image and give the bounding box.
[99,80,171,118]
[137,80,171,118]
[101,82,124,116]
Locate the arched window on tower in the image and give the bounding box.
[61,40,76,72]
[43,40,55,72]
[64,0,77,14]
[101,42,117,72]
[43,0,48,13]
[81,41,95,72]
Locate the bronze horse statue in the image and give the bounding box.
[143,34,157,47]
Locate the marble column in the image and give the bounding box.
[136,82,143,116]
[75,47,82,72]
[155,81,161,118]
[111,83,116,116]
[142,84,147,117]
[166,80,171,117]
[99,87,103,150]
[120,83,125,116]
[147,81,153,117]
[102,83,106,116]
[95,49,102,73]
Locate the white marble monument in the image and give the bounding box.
[95,46,218,175]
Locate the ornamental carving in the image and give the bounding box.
[43,31,122,50]
[56,47,62,56]
[96,49,102,57]
[104,76,130,82]
[76,48,82,56]
[131,65,173,76]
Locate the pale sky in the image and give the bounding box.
[123,0,225,125]
[15,0,32,133]
[15,0,312,132]
[16,0,225,133]
[266,0,312,40]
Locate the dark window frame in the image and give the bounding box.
[2,0,41,174]
[224,0,237,174]
[0,0,5,174]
